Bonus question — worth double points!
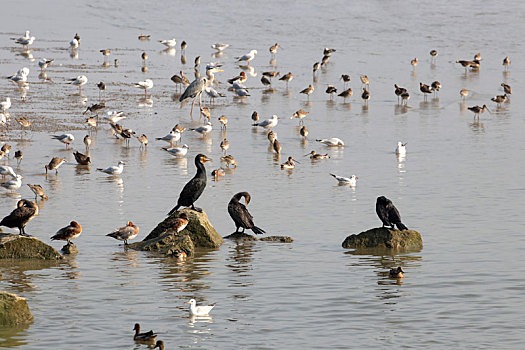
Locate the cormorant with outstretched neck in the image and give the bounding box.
[228,192,266,235]
[0,199,39,236]
[376,196,408,230]
[168,154,211,215]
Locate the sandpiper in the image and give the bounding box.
[305,150,330,160]
[291,109,309,125]
[45,157,66,174]
[468,104,490,118]
[279,72,293,87]
[221,155,237,168]
[300,84,314,100]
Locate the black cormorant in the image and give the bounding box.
[168,154,211,215]
[228,192,265,235]
[0,199,39,236]
[375,196,408,231]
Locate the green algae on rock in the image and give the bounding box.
[0,234,63,260]
[0,291,34,326]
[342,227,423,250]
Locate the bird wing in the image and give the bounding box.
[386,202,403,226]
[228,201,255,229]
[177,177,206,206]
[376,201,391,226]
[179,78,204,102]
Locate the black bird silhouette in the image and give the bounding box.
[0,199,38,236]
[228,192,266,235]
[168,154,211,215]
[375,196,408,230]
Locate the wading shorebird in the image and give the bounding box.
[134,79,153,97]
[502,56,511,70]
[326,85,337,100]
[419,82,432,100]
[305,150,330,160]
[460,89,469,100]
[394,84,407,103]
[361,87,370,104]
[290,109,309,125]
[338,88,353,101]
[68,75,88,94]
[269,43,280,56]
[253,115,279,129]
[179,77,208,117]
[27,184,48,200]
[491,94,507,106]
[45,157,66,174]
[221,154,237,168]
[279,72,293,87]
[501,83,512,95]
[468,104,490,118]
[410,57,418,70]
[281,156,298,169]
[300,84,314,100]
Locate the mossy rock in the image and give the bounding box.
[143,209,223,248]
[0,291,34,326]
[0,234,63,260]
[224,232,294,243]
[342,227,423,250]
[128,233,194,256]
[61,242,78,255]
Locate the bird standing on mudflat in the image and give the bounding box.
[179,77,208,116]
[228,192,266,235]
[376,196,408,230]
[168,154,211,215]
[0,199,38,236]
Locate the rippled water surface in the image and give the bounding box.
[0,0,524,348]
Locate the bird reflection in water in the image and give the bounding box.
[137,97,153,108]
[110,249,140,268]
[160,48,176,56]
[188,314,214,326]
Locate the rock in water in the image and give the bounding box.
[224,232,294,243]
[0,234,63,260]
[0,291,34,326]
[130,209,223,256]
[342,227,422,250]
[61,242,78,255]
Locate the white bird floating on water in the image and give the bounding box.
[159,38,177,48]
[253,115,279,129]
[1,174,23,192]
[1,98,11,112]
[211,43,230,52]
[330,173,358,186]
[51,133,74,148]
[97,161,125,175]
[163,144,189,157]
[186,299,215,316]
[236,50,257,64]
[395,142,407,156]
[316,138,345,147]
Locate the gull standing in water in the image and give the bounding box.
[395,142,407,156]
[316,138,344,147]
[211,43,230,52]
[180,77,208,117]
[97,161,125,175]
[107,222,139,245]
[134,79,153,97]
[236,50,257,65]
[228,192,266,235]
[253,115,279,129]
[51,134,74,148]
[38,58,53,71]
[1,98,11,113]
[159,38,176,48]
[68,75,88,94]
[163,144,189,157]
[330,174,358,186]
[168,154,212,214]
[156,130,181,147]
[190,122,212,137]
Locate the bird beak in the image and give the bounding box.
[293,158,300,163]
[185,301,191,304]
[202,156,212,163]
[217,69,224,72]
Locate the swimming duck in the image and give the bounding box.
[389,267,405,278]
[133,323,157,342]
[305,150,330,160]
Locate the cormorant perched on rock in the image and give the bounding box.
[0,199,38,236]
[168,154,212,215]
[376,196,408,230]
[228,192,265,235]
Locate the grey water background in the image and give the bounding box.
[0,0,524,348]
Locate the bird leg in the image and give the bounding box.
[190,97,196,117]
[191,204,203,213]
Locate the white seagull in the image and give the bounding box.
[134,79,153,96]
[236,50,257,65]
[159,38,177,48]
[69,38,79,48]
[14,31,31,43]
[235,88,250,97]
[0,165,17,179]
[190,122,212,136]
[186,299,215,316]
[17,36,35,48]
[316,138,345,147]
[97,161,125,175]
[156,130,181,146]
[8,67,29,83]
[205,86,225,101]
[105,111,126,123]
[1,174,23,192]
[38,58,53,71]
[68,75,88,94]
[253,115,279,129]
[330,173,358,186]
[211,43,230,52]
[395,142,407,156]
[163,144,189,157]
[51,133,74,148]
[1,98,11,112]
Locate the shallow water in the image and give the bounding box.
[0,0,524,348]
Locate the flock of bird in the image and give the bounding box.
[0,29,514,345]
